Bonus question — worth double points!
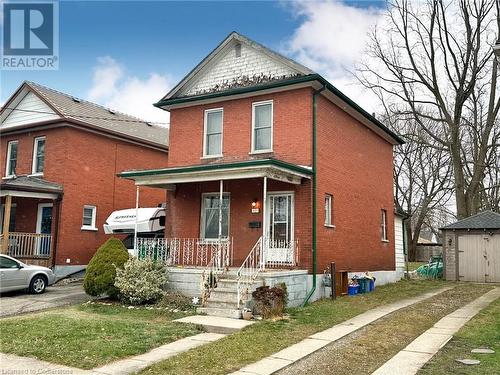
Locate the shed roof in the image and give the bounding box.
[441,210,500,230]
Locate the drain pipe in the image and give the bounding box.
[302,84,326,307]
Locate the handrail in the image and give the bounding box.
[236,236,265,308]
[6,232,52,258]
[200,238,233,305]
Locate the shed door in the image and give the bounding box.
[458,234,500,283]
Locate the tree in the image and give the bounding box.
[357,0,500,219]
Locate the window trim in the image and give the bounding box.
[81,205,98,231]
[5,140,18,178]
[31,136,46,176]
[381,209,388,242]
[202,108,224,158]
[251,100,273,154]
[200,192,230,240]
[324,194,335,228]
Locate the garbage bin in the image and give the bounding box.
[348,284,359,296]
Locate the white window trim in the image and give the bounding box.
[31,136,46,176]
[81,205,98,231]
[381,209,388,242]
[5,140,18,178]
[202,108,224,158]
[200,192,230,240]
[251,100,273,154]
[324,194,335,228]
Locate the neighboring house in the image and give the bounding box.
[120,32,404,312]
[0,81,168,276]
[441,210,500,283]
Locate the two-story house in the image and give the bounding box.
[120,32,404,314]
[0,81,168,276]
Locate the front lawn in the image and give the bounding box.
[141,279,448,375]
[0,302,201,369]
[419,296,500,375]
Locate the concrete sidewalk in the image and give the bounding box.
[371,287,500,375]
[229,286,452,375]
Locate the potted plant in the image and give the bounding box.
[242,307,253,320]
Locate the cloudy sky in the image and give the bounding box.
[1,0,388,125]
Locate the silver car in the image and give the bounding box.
[0,255,56,294]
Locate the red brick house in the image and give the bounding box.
[0,82,168,276]
[121,32,404,313]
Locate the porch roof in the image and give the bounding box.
[0,175,63,199]
[119,159,312,189]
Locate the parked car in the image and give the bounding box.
[0,255,56,294]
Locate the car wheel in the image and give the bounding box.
[29,275,47,294]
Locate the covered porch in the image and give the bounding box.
[1,176,63,267]
[121,159,313,271]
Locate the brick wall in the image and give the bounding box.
[0,126,168,266]
[315,94,396,274]
[168,88,313,167]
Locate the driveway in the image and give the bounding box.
[0,283,91,318]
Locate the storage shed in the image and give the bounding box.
[441,210,500,282]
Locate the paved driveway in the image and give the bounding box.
[0,283,91,318]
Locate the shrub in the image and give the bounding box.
[115,257,167,305]
[158,291,194,312]
[83,238,129,298]
[252,283,288,319]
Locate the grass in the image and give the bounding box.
[419,295,500,375]
[276,283,493,374]
[141,279,448,375]
[0,302,201,369]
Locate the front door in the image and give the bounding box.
[266,192,294,264]
[36,203,53,256]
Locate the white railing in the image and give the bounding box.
[136,237,233,268]
[200,239,233,305]
[5,232,52,258]
[236,237,299,308]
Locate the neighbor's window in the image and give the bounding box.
[0,204,17,232]
[201,193,230,239]
[203,109,223,157]
[32,137,45,175]
[325,194,334,227]
[5,140,18,177]
[381,209,388,241]
[82,205,97,230]
[252,101,273,152]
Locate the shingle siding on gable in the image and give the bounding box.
[182,44,298,97]
[2,91,59,128]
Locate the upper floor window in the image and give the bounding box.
[32,137,45,175]
[81,205,97,231]
[252,101,273,153]
[325,194,334,227]
[5,141,18,177]
[203,109,223,157]
[381,209,388,241]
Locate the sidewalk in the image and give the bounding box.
[229,286,451,375]
[371,287,500,375]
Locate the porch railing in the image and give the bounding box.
[4,232,52,258]
[136,237,233,268]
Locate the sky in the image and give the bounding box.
[1,0,388,125]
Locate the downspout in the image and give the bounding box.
[302,84,326,306]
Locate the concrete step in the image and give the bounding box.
[198,307,241,319]
[206,300,239,309]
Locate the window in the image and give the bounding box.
[252,101,273,152]
[5,141,18,177]
[325,194,334,227]
[0,256,20,269]
[381,209,388,241]
[203,109,223,157]
[32,137,45,175]
[201,193,230,239]
[81,205,97,231]
[0,204,16,232]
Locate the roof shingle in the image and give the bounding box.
[441,210,500,230]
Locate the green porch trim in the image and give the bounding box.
[119,158,313,179]
[154,73,404,145]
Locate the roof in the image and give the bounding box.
[0,175,63,195]
[441,211,500,230]
[1,81,169,149]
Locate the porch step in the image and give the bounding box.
[198,307,242,319]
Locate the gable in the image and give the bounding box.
[2,91,60,129]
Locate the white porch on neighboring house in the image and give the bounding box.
[120,159,313,314]
[0,176,62,267]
